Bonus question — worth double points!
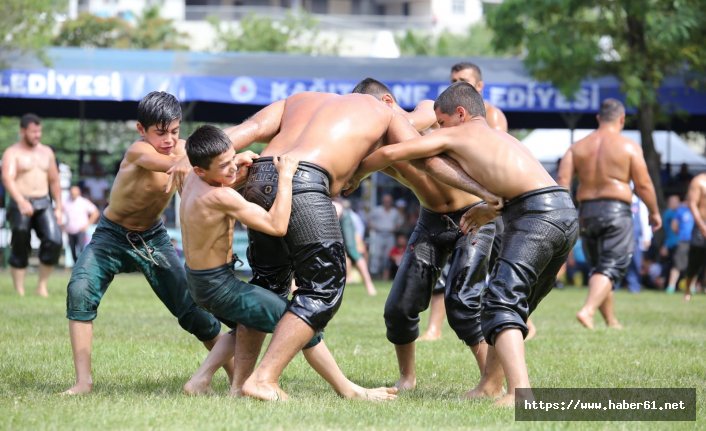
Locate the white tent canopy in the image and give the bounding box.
[521,129,706,168]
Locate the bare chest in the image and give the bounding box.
[15,150,51,174]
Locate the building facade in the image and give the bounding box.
[69,0,494,56]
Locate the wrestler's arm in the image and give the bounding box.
[224,100,286,151]
[687,175,706,236]
[0,148,32,214]
[556,148,574,189]
[362,123,447,176]
[129,141,182,173]
[408,100,438,132]
[46,147,63,219]
[423,155,502,210]
[629,142,661,231]
[87,200,100,226]
[226,150,260,190]
[341,115,426,196]
[221,156,297,236]
[486,106,508,132]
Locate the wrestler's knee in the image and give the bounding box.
[289,242,347,330]
[9,228,32,268]
[302,332,324,350]
[177,305,222,342]
[446,302,484,346]
[289,285,344,332]
[384,303,419,345]
[383,296,420,344]
[383,288,424,326]
[66,278,100,321]
[39,235,63,265]
[481,307,528,345]
[9,253,29,269]
[595,257,631,285]
[452,323,484,347]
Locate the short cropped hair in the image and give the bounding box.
[351,77,395,101]
[434,82,486,118]
[186,125,232,169]
[137,91,182,131]
[450,62,482,80]
[598,98,625,122]
[20,113,41,129]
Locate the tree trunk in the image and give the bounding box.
[636,103,666,211]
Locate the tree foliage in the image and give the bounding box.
[396,22,517,57]
[53,6,188,50]
[127,7,190,50]
[0,0,66,66]
[209,12,338,54]
[487,0,706,206]
[54,13,129,48]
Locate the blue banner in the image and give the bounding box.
[1,68,704,114]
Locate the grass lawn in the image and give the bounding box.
[0,270,703,430]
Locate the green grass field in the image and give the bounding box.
[0,271,703,430]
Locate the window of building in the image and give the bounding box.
[310,0,328,13]
[452,0,465,14]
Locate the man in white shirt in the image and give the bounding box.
[63,186,99,264]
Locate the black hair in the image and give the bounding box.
[136,91,182,131]
[434,82,486,118]
[351,77,396,101]
[597,98,625,122]
[20,113,41,129]
[450,62,482,80]
[186,125,232,169]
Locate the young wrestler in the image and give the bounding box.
[422,62,519,342]
[346,82,578,406]
[180,125,396,401]
[63,92,231,395]
[351,78,501,394]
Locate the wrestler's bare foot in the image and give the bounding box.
[576,310,594,329]
[16,287,25,297]
[494,393,515,407]
[36,287,49,298]
[463,383,504,400]
[242,381,289,401]
[183,376,213,396]
[348,385,398,401]
[417,330,441,341]
[607,320,623,330]
[684,294,692,302]
[61,382,93,395]
[394,376,416,391]
[525,320,537,341]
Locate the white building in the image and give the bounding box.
[68,0,497,56]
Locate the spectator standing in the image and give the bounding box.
[63,186,99,264]
[660,195,681,291]
[665,199,694,294]
[623,195,652,293]
[368,193,402,279]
